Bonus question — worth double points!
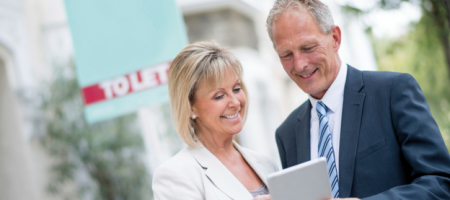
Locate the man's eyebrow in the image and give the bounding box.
[299,40,320,48]
[301,41,316,46]
[276,49,291,55]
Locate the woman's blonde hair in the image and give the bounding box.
[168,41,248,147]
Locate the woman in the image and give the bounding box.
[152,41,277,200]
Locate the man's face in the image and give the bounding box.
[271,9,341,99]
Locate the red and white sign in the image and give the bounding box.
[81,62,170,105]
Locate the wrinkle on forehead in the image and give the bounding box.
[273,9,326,54]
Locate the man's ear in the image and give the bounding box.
[331,25,342,52]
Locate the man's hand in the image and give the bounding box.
[252,195,271,200]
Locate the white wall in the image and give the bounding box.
[0,0,77,199]
[0,58,41,200]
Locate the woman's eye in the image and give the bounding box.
[214,95,224,100]
[233,88,241,93]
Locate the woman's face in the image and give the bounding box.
[191,71,246,138]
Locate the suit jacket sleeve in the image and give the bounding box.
[152,164,204,200]
[363,73,450,200]
[275,130,288,169]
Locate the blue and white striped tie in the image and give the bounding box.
[317,101,339,198]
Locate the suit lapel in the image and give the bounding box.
[339,65,365,197]
[296,101,312,164]
[234,141,270,185]
[188,145,254,200]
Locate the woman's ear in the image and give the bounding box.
[190,110,197,120]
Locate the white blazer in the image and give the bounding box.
[152,141,278,200]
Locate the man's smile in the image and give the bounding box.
[299,68,318,78]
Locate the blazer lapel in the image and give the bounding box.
[296,101,312,164]
[234,141,270,185]
[188,145,254,200]
[339,65,365,197]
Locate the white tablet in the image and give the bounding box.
[267,157,332,200]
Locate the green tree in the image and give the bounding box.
[344,0,450,77]
[29,64,152,200]
[371,10,450,149]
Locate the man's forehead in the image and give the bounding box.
[273,9,315,33]
[273,27,321,52]
[272,9,325,49]
[275,37,319,52]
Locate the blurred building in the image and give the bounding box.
[0,0,376,199]
[0,0,74,199]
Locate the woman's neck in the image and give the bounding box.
[197,131,239,161]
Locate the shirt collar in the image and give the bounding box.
[309,61,348,113]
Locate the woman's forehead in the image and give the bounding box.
[199,71,240,92]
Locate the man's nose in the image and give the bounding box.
[293,53,308,72]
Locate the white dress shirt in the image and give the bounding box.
[309,61,348,176]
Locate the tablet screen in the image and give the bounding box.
[267,158,332,200]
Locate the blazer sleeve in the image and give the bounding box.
[152,164,204,200]
[364,73,450,200]
[263,153,279,173]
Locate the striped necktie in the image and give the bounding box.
[316,101,339,198]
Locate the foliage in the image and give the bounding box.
[344,0,450,77]
[371,12,450,149]
[31,65,152,200]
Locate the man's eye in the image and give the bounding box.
[233,88,241,93]
[282,53,291,58]
[214,95,224,100]
[304,46,315,51]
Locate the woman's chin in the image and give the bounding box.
[226,126,243,136]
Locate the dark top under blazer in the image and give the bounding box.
[275,65,450,199]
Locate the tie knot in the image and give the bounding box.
[316,101,328,116]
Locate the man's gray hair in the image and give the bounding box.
[266,0,334,43]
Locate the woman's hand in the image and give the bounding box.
[252,195,271,200]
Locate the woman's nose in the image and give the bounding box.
[228,94,240,108]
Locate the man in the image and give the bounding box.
[266,0,450,199]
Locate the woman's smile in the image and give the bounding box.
[221,113,240,122]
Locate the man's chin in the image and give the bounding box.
[300,88,327,99]
[297,85,318,94]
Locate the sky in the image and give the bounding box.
[340,0,422,38]
[247,0,423,39]
[178,0,423,39]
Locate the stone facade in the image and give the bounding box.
[184,9,258,49]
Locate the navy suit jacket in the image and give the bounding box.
[275,65,450,199]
